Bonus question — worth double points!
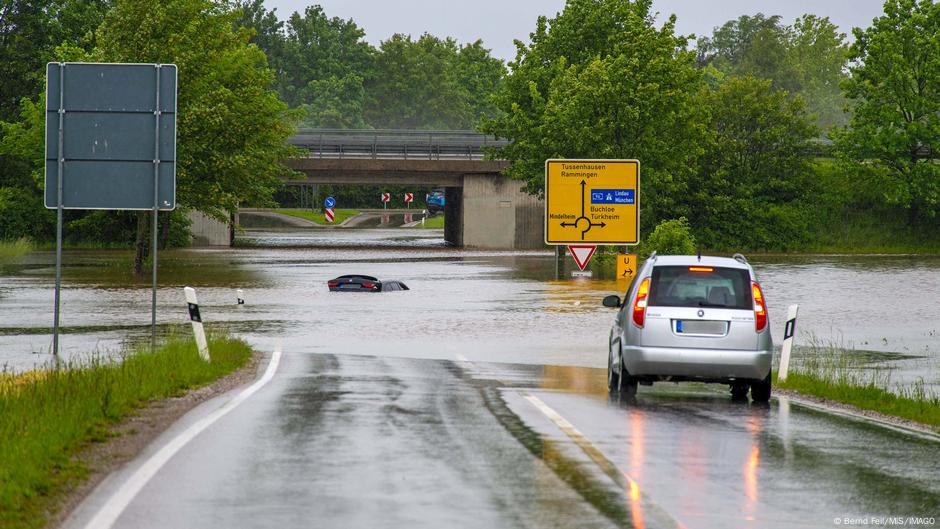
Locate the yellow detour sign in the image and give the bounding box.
[545,159,640,245]
[617,254,636,282]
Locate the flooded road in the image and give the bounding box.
[2,228,939,391]
[8,228,937,528]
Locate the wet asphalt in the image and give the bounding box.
[64,350,940,529]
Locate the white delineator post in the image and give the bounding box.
[184,287,210,361]
[777,304,799,382]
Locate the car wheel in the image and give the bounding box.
[751,374,772,403]
[607,347,620,391]
[730,382,749,401]
[617,348,638,397]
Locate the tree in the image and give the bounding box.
[835,0,940,222]
[691,77,817,250]
[278,5,374,116]
[1,0,296,270]
[698,13,850,130]
[788,15,850,130]
[482,0,707,230]
[365,34,468,129]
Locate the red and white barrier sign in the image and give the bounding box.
[325,207,335,223]
[404,192,414,203]
[381,193,390,203]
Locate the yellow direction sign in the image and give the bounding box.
[545,159,640,245]
[617,254,636,282]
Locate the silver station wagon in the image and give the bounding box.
[602,253,773,401]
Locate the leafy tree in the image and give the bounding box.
[2,0,295,269]
[691,77,817,250]
[0,0,112,121]
[835,0,940,222]
[300,75,368,129]
[365,34,469,129]
[278,5,374,117]
[698,13,850,130]
[455,40,506,123]
[639,217,696,258]
[482,0,707,231]
[788,15,850,130]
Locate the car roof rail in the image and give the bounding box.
[648,251,657,260]
[732,253,748,264]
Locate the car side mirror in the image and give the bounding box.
[602,295,622,308]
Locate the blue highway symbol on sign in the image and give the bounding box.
[324,196,336,208]
[591,189,635,205]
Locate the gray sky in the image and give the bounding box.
[263,0,887,60]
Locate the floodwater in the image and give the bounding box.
[1,228,939,391]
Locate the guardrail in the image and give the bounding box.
[288,129,510,160]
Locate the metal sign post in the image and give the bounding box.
[45,62,177,357]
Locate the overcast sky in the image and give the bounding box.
[263,0,887,60]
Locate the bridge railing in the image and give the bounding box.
[288,129,510,160]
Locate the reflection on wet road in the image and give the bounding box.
[64,353,940,529]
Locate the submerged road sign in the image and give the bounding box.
[545,160,639,245]
[617,254,636,281]
[568,245,596,271]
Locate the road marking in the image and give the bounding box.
[521,392,685,529]
[82,346,283,529]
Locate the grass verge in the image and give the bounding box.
[0,334,253,529]
[776,342,940,432]
[417,215,444,228]
[274,208,360,225]
[0,238,32,263]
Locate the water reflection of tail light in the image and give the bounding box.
[751,282,767,332]
[632,278,650,327]
[745,445,760,504]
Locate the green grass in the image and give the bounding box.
[776,341,940,432]
[0,238,33,263]
[418,214,444,228]
[0,333,254,529]
[273,208,360,225]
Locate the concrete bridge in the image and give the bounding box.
[191,130,544,249]
[279,129,544,249]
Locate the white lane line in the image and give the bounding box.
[82,346,283,529]
[521,392,685,529]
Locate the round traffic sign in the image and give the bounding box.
[324,196,336,208]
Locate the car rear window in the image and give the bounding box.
[648,266,751,309]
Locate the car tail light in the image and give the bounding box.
[752,282,767,332]
[327,281,339,287]
[361,282,375,289]
[632,278,650,327]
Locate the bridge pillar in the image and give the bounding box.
[460,174,544,249]
[444,187,463,246]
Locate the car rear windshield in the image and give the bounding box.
[648,266,752,309]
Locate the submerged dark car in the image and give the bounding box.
[327,275,410,292]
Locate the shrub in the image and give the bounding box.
[640,217,696,258]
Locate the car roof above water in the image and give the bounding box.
[650,255,752,271]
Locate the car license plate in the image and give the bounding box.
[676,320,727,335]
